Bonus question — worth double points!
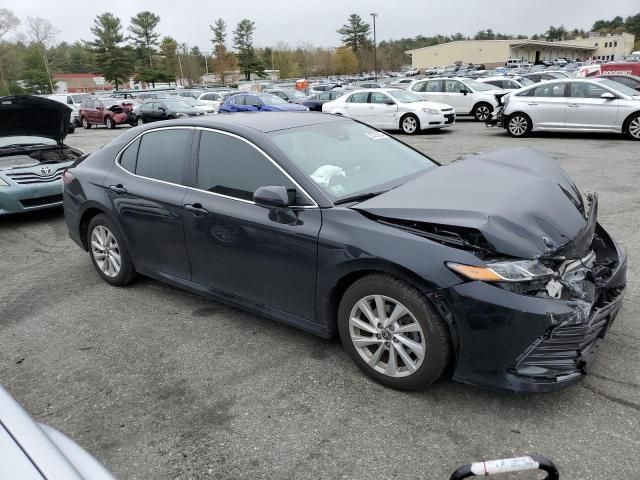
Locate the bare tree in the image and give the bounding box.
[0,8,20,40]
[26,16,59,92]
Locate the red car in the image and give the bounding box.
[78,97,134,129]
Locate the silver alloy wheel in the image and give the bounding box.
[402,116,418,134]
[348,295,426,378]
[137,117,144,126]
[475,105,491,121]
[90,225,121,278]
[106,117,113,128]
[82,117,88,128]
[629,117,640,139]
[509,116,528,136]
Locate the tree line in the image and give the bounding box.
[0,8,638,95]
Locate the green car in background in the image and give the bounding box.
[0,95,84,215]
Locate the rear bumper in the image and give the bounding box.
[435,231,627,393]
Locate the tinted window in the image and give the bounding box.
[135,129,192,184]
[245,96,261,107]
[425,80,444,92]
[411,81,427,92]
[370,92,392,104]
[347,92,369,103]
[197,131,298,203]
[318,92,332,101]
[569,82,607,98]
[119,138,140,173]
[445,80,464,93]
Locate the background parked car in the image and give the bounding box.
[489,78,640,140]
[267,89,309,103]
[322,88,455,134]
[408,77,506,121]
[0,95,84,215]
[521,71,571,83]
[597,74,640,92]
[47,93,92,127]
[478,76,534,90]
[79,97,134,129]
[219,93,309,112]
[302,91,345,111]
[179,97,217,114]
[133,99,206,124]
[196,91,224,111]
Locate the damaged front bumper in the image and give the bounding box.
[485,106,504,128]
[433,225,627,393]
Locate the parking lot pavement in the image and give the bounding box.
[1,121,639,479]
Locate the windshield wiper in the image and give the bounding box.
[334,190,388,205]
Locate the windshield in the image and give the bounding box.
[100,99,121,108]
[388,90,423,103]
[164,100,193,109]
[595,79,639,97]
[464,80,496,91]
[258,94,288,105]
[269,121,437,201]
[71,94,91,103]
[516,77,535,86]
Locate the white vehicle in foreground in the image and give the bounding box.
[488,78,640,140]
[407,77,506,121]
[322,88,455,134]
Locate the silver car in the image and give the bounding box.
[490,78,640,140]
[0,385,114,479]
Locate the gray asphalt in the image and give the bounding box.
[1,120,639,479]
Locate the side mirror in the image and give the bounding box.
[600,92,617,100]
[385,100,395,105]
[159,107,166,112]
[460,89,468,95]
[254,186,290,208]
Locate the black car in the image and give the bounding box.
[597,74,640,92]
[301,91,345,111]
[63,113,626,393]
[133,99,205,125]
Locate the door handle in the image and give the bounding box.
[184,203,209,215]
[568,104,580,107]
[109,184,127,194]
[527,102,538,106]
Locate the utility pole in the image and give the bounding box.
[370,13,378,82]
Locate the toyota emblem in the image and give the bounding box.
[40,166,52,175]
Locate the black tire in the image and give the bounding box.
[68,124,75,134]
[105,116,116,129]
[506,112,532,138]
[81,116,91,129]
[472,102,493,122]
[337,273,451,391]
[86,214,136,286]
[624,112,640,140]
[400,113,420,135]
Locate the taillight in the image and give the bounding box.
[62,169,76,185]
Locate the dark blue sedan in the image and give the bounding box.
[219,93,309,113]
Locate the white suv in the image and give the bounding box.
[491,78,640,140]
[407,77,506,121]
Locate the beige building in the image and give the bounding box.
[407,33,636,68]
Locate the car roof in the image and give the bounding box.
[168,111,348,133]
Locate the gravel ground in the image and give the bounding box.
[1,119,638,479]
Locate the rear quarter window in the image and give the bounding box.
[119,138,140,173]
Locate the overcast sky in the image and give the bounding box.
[8,0,639,50]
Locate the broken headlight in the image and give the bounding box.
[447,260,555,283]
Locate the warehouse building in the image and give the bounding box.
[406,32,636,69]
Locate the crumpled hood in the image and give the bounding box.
[355,147,593,259]
[0,95,71,144]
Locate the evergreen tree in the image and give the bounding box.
[90,13,131,90]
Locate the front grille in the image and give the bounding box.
[514,286,625,379]
[6,167,65,185]
[19,194,63,208]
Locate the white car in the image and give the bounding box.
[180,97,217,114]
[477,76,534,90]
[196,91,224,112]
[406,77,506,121]
[322,88,455,134]
[490,78,640,140]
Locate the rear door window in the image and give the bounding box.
[425,80,444,92]
[347,92,369,103]
[134,129,193,184]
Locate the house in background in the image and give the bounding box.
[52,73,114,93]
